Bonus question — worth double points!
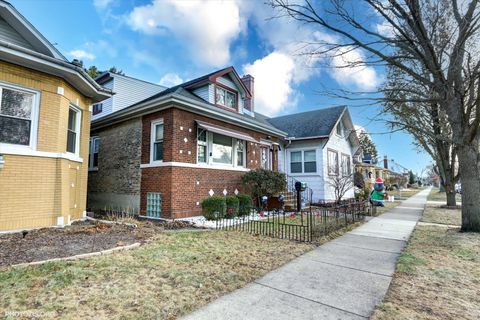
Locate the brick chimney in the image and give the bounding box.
[241,74,254,112]
[383,155,388,169]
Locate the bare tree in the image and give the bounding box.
[383,65,459,205]
[327,162,354,203]
[271,0,480,231]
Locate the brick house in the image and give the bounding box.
[88,67,286,218]
[0,1,110,231]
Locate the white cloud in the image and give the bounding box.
[330,47,378,90]
[127,0,242,67]
[376,21,395,37]
[243,52,296,116]
[93,0,113,10]
[159,73,183,87]
[69,49,95,60]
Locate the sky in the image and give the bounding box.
[11,0,432,174]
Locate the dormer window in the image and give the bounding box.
[215,86,237,109]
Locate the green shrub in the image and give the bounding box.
[225,195,239,218]
[236,193,253,216]
[241,169,286,203]
[201,196,226,220]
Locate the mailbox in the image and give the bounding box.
[294,181,307,192]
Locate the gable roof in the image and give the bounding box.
[267,106,347,139]
[0,1,111,102]
[92,84,287,137]
[0,1,64,59]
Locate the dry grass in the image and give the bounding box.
[427,188,462,203]
[388,189,421,199]
[0,231,314,319]
[421,205,462,226]
[371,225,480,320]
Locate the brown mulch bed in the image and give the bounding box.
[0,219,193,267]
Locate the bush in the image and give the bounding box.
[241,169,286,203]
[236,193,253,216]
[201,196,226,220]
[225,195,239,218]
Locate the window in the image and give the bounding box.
[260,146,272,170]
[237,140,245,166]
[336,121,344,136]
[196,129,245,167]
[197,129,207,163]
[304,150,317,173]
[92,103,103,115]
[150,120,164,162]
[290,151,302,173]
[212,133,232,164]
[290,150,316,173]
[328,149,339,175]
[67,106,80,154]
[89,137,100,169]
[0,85,37,147]
[215,86,237,109]
[341,154,351,176]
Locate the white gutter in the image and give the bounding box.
[0,40,111,100]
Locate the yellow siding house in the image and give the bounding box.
[0,1,111,231]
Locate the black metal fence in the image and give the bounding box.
[215,199,368,242]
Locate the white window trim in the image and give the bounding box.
[89,136,100,171]
[327,149,339,176]
[335,120,344,138]
[67,104,81,156]
[260,145,272,170]
[288,148,318,175]
[340,153,352,176]
[150,119,164,164]
[0,80,40,151]
[196,130,246,168]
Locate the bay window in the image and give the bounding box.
[290,150,316,174]
[212,133,233,164]
[0,84,38,147]
[196,130,245,167]
[197,129,207,163]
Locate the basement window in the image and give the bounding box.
[146,192,162,218]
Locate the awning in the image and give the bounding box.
[196,120,258,143]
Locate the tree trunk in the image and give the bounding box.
[443,169,457,207]
[457,144,480,232]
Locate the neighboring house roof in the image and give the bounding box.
[92,84,287,137]
[267,106,347,139]
[0,1,111,102]
[92,67,286,137]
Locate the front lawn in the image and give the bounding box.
[0,231,314,319]
[427,187,462,203]
[421,205,461,226]
[371,211,480,319]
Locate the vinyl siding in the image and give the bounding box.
[0,16,34,50]
[192,85,209,102]
[92,79,113,121]
[283,139,326,202]
[217,75,236,90]
[322,119,356,200]
[112,75,165,112]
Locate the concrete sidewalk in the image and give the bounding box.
[183,188,430,320]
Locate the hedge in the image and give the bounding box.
[225,195,239,217]
[236,193,253,216]
[201,196,226,220]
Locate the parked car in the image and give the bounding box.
[455,183,462,194]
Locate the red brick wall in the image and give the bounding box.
[140,106,281,218]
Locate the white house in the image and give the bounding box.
[267,106,361,202]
